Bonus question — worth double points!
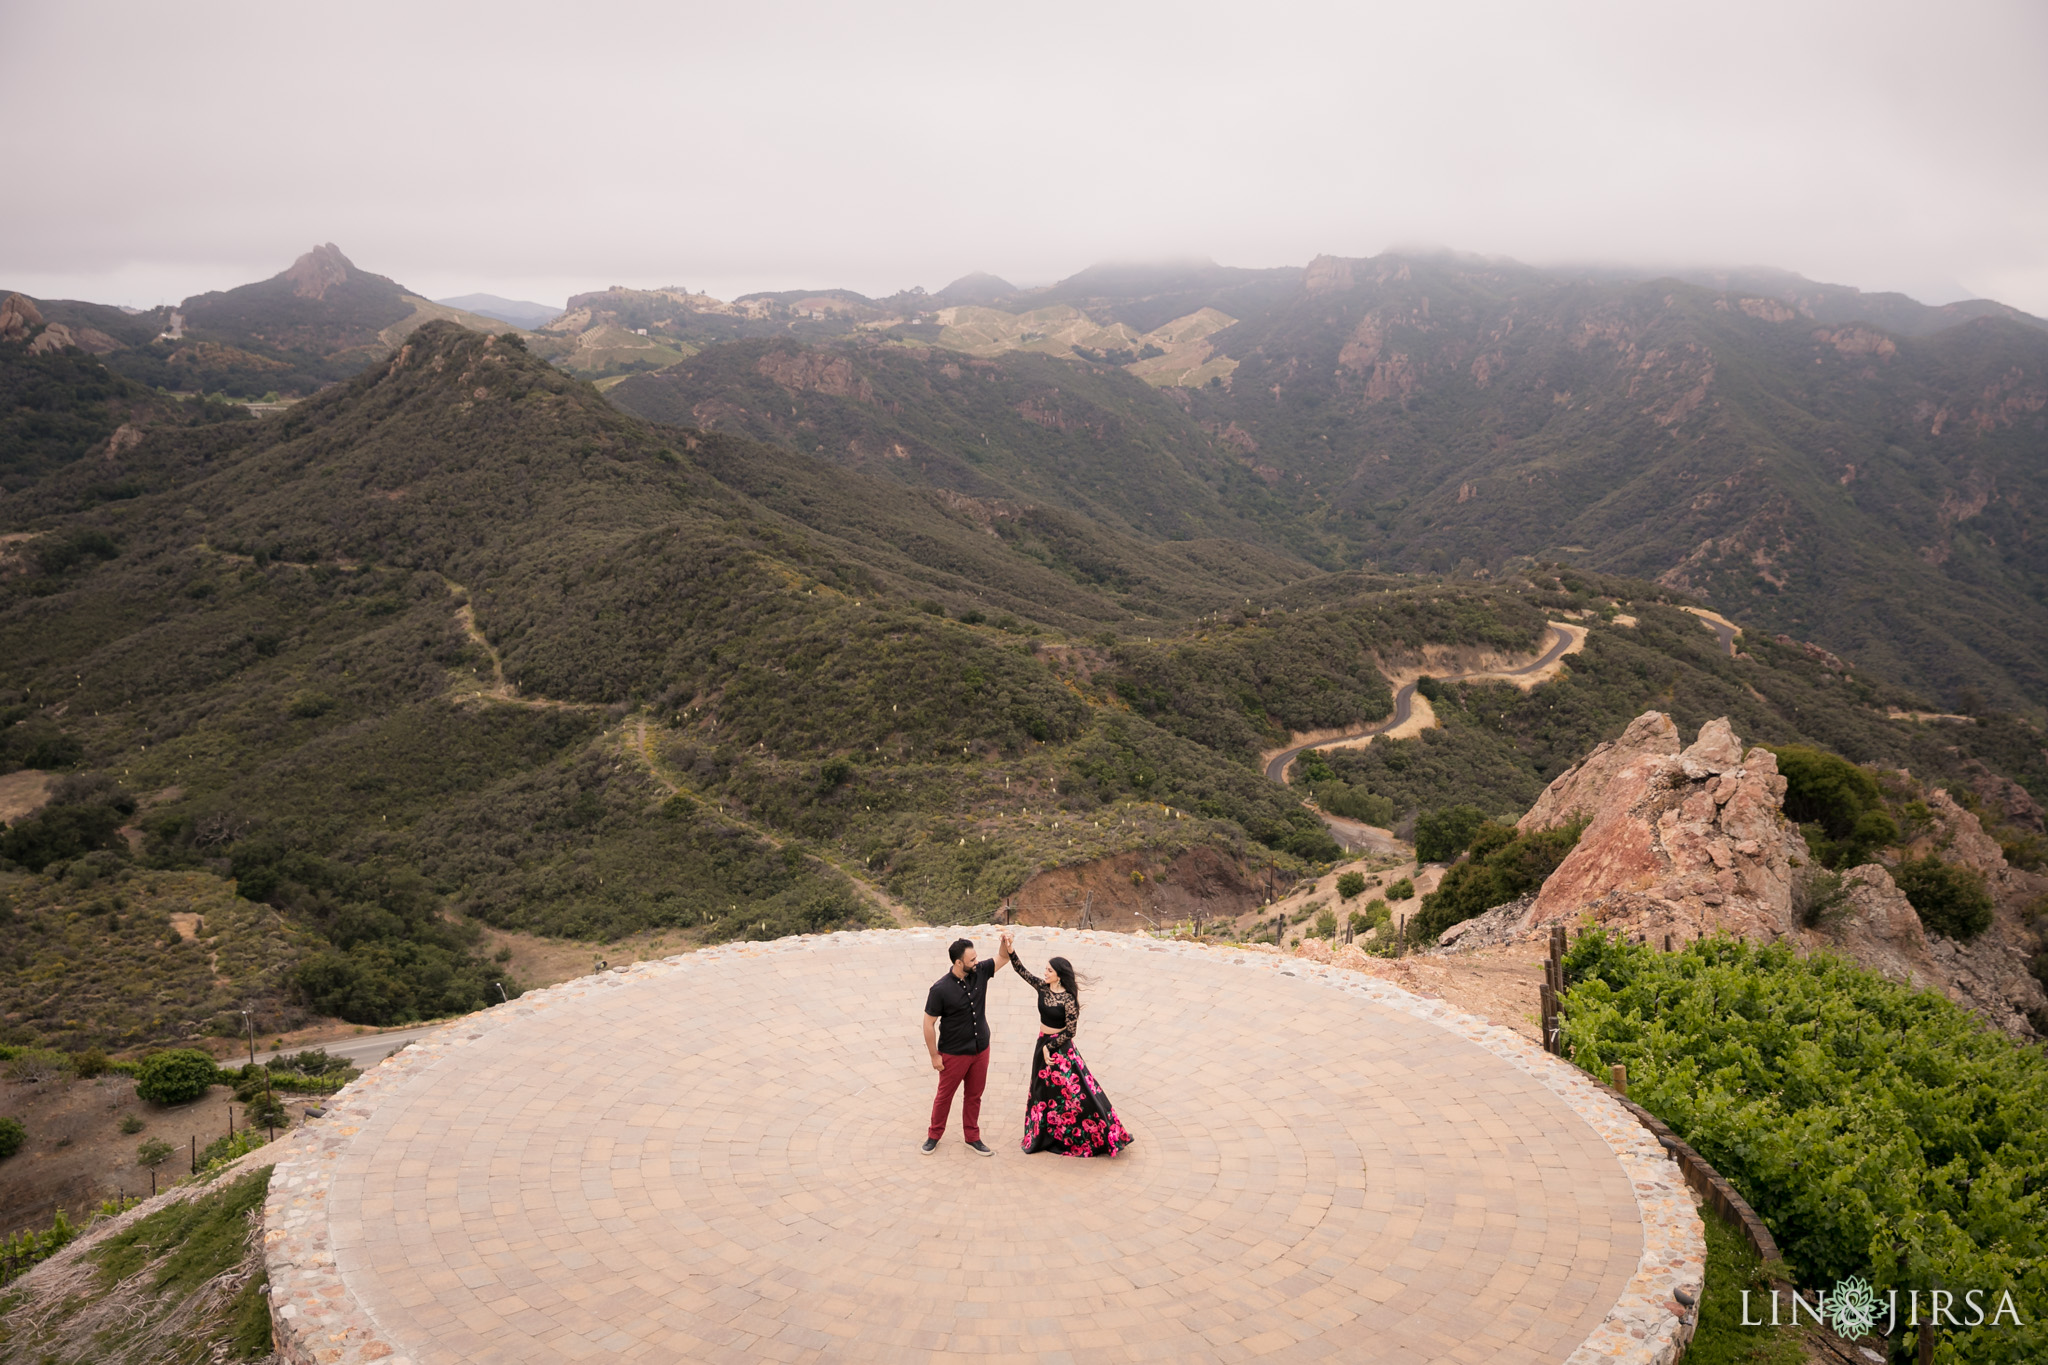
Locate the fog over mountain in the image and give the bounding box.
[1,2,2043,314]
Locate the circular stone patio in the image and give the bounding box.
[264,930,1702,1365]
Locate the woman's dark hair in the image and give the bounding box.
[1046,956,1079,996]
[948,938,974,963]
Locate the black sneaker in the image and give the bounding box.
[966,1140,994,1157]
[920,1138,939,1154]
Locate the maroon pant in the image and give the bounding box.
[928,1047,990,1142]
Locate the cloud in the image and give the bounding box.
[2,0,2044,312]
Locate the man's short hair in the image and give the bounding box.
[948,938,974,963]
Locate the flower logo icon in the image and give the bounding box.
[1829,1276,1880,1338]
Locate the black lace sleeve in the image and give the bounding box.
[1011,956,1046,991]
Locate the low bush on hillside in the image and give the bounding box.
[134,1049,222,1105]
[1893,855,1996,940]
[0,1115,24,1159]
[1560,932,2046,1363]
[1412,818,1583,941]
[1336,871,1366,900]
[1769,745,1900,869]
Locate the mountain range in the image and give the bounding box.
[3,241,2046,1045]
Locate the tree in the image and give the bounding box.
[1336,871,1366,901]
[134,1048,220,1105]
[1414,805,1486,863]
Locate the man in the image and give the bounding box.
[922,935,1010,1155]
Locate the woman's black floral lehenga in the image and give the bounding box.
[1011,957,1133,1157]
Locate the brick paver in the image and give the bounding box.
[267,930,1700,1363]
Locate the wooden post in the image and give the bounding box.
[1920,1322,1935,1364]
[1539,983,1556,1054]
[1611,1064,1627,1097]
[190,1135,196,1174]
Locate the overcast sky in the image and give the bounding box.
[3,1,2045,314]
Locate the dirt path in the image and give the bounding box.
[627,718,916,927]
[442,580,598,711]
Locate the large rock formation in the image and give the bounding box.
[1514,710,2048,1036]
[1521,715,1804,944]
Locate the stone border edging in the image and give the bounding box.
[1607,1091,1782,1266]
[263,929,1706,1365]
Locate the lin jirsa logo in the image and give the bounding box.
[1744,1276,2026,1336]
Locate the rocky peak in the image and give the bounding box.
[1524,712,1802,944]
[284,243,355,301]
[0,292,45,342]
[1511,709,2047,1037]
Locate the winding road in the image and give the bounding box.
[1261,622,1582,855]
[1263,622,1582,787]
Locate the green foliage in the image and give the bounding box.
[0,868,311,1053]
[1893,855,1996,940]
[136,1137,174,1167]
[0,1207,74,1277]
[1311,779,1396,826]
[1335,871,1366,901]
[0,781,131,871]
[1352,899,1390,935]
[4,1047,74,1083]
[1385,877,1414,901]
[198,1125,268,1172]
[1412,818,1583,941]
[70,1047,110,1078]
[119,1114,145,1134]
[93,1166,271,1297]
[1768,745,1898,868]
[1311,908,1337,939]
[1687,1206,1803,1365]
[1413,805,1486,862]
[0,1115,23,1158]
[1560,932,2047,1363]
[1791,868,1849,930]
[134,1048,222,1105]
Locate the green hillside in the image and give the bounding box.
[999,253,2048,713]
[3,318,2042,1050]
[607,338,1320,554]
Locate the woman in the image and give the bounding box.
[1001,931,1133,1157]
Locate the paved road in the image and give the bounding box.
[1263,623,1580,787]
[246,1022,450,1072]
[1687,611,1739,657]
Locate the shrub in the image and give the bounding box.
[71,1048,110,1078]
[1412,818,1584,942]
[0,1116,24,1158]
[1559,931,2048,1363]
[1413,805,1486,862]
[119,1114,145,1135]
[271,1049,346,1076]
[136,1136,174,1167]
[1311,908,1337,939]
[1769,745,1898,869]
[1791,868,1849,929]
[1893,856,1995,940]
[134,1048,221,1105]
[243,1089,289,1131]
[1335,871,1366,901]
[5,1048,74,1083]
[1385,877,1415,901]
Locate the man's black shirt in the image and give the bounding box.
[925,958,995,1055]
